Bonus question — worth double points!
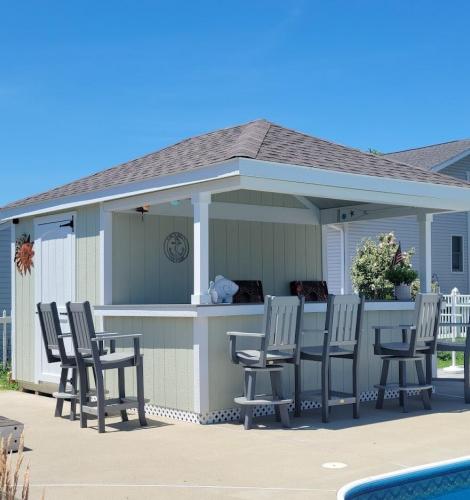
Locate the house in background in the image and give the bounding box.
[326,139,470,294]
[0,223,11,362]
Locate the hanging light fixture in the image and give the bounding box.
[135,204,150,221]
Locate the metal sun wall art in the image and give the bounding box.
[164,232,189,263]
[14,233,35,276]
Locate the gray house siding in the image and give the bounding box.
[431,212,468,293]
[0,226,11,364]
[326,152,470,295]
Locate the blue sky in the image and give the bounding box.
[1,1,469,206]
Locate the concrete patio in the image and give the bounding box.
[2,380,470,500]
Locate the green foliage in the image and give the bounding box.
[0,365,18,391]
[351,232,419,300]
[385,264,418,285]
[368,148,383,155]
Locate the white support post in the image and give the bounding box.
[99,205,113,306]
[191,192,211,305]
[418,213,433,293]
[10,222,15,378]
[193,317,209,415]
[321,225,329,284]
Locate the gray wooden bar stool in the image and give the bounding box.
[294,294,365,422]
[66,301,147,433]
[37,302,78,420]
[373,293,442,412]
[228,295,304,430]
[437,325,470,403]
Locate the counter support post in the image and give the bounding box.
[191,192,211,305]
[193,317,209,415]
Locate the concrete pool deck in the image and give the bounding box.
[2,379,470,500]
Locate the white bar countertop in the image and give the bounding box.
[94,301,416,318]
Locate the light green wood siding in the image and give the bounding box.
[104,317,194,411]
[113,214,322,303]
[112,213,194,304]
[207,309,415,411]
[14,219,35,383]
[76,205,100,303]
[213,190,305,208]
[14,206,100,384]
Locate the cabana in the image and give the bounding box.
[2,120,470,424]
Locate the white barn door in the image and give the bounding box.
[34,213,76,383]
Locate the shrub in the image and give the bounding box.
[351,232,418,300]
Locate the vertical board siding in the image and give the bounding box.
[112,213,194,304]
[432,212,468,293]
[15,206,100,384]
[75,206,100,303]
[208,309,415,412]
[326,226,343,294]
[104,317,194,411]
[14,219,35,382]
[213,190,305,208]
[0,228,11,363]
[113,214,322,303]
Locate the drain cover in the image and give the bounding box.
[322,462,348,469]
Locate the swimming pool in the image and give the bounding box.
[338,457,470,499]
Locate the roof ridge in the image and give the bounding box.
[386,138,470,156]
[265,122,443,175]
[230,119,271,158]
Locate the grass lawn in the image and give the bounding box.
[438,351,465,369]
[0,365,18,390]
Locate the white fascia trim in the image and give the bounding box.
[0,159,241,222]
[238,158,470,212]
[430,148,470,172]
[10,222,16,379]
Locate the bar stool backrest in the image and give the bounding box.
[324,294,364,349]
[260,295,304,365]
[66,301,101,364]
[37,302,67,364]
[410,293,442,355]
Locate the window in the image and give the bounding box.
[452,235,464,272]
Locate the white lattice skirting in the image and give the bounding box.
[129,387,434,425]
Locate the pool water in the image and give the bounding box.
[340,458,470,499]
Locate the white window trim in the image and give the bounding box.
[451,234,465,274]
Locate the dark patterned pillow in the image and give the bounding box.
[290,281,328,302]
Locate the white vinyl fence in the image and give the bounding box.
[0,310,11,367]
[439,288,470,371]
[439,288,470,339]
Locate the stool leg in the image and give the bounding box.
[352,349,360,419]
[239,371,249,424]
[55,367,68,417]
[464,352,470,404]
[118,367,128,422]
[399,361,406,407]
[376,359,390,409]
[95,370,106,433]
[294,362,301,418]
[321,358,330,423]
[401,361,408,413]
[244,371,256,430]
[69,368,78,421]
[269,371,281,422]
[415,359,431,410]
[136,360,147,427]
[272,370,290,428]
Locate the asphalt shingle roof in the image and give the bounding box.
[386,139,470,170]
[4,120,469,210]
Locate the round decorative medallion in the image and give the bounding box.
[164,232,189,263]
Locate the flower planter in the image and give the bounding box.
[394,284,411,301]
